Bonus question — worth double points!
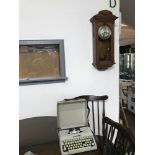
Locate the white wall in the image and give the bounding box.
[19,0,120,122]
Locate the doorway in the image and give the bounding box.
[119,0,135,136]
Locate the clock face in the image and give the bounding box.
[98,25,111,40]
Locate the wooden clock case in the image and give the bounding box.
[90,10,118,70]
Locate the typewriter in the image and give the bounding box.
[57,99,97,155]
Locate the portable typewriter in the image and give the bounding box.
[57,99,97,155]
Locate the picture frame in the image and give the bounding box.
[19,40,67,85]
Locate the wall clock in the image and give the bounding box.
[90,10,118,70]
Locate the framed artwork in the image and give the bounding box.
[19,40,67,85]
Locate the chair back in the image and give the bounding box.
[103,116,135,155]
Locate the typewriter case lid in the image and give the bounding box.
[57,99,89,130]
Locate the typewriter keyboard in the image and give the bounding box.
[62,136,96,152]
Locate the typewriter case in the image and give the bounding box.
[57,99,89,130]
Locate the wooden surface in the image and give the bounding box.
[19,116,103,155]
[19,117,58,147]
[19,142,100,155]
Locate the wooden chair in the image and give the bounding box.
[103,116,135,155]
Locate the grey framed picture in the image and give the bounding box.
[19,40,67,85]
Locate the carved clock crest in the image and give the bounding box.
[90,10,118,70]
